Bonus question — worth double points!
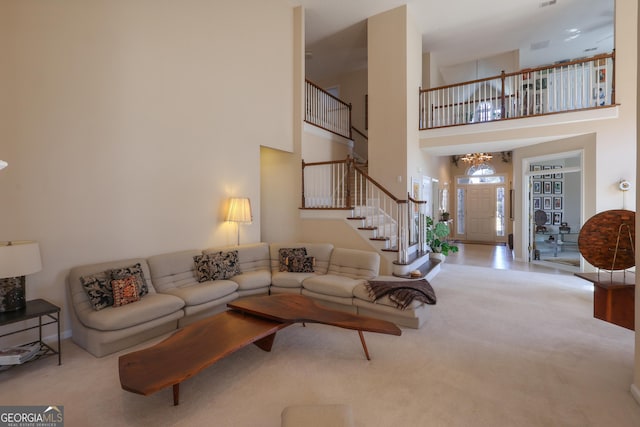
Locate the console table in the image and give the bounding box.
[0,299,61,366]
[575,271,635,331]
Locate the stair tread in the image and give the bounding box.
[346,216,366,220]
[359,226,377,230]
[371,237,390,241]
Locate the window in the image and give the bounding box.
[496,187,505,237]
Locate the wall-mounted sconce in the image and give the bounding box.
[226,198,252,246]
[619,180,632,191]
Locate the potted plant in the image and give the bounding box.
[425,216,459,261]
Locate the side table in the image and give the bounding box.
[574,272,635,331]
[0,299,61,366]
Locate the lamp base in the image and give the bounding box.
[0,276,26,312]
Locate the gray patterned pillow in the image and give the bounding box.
[193,251,241,281]
[193,254,211,282]
[289,256,315,273]
[109,263,149,297]
[278,247,307,272]
[209,250,241,280]
[80,271,113,311]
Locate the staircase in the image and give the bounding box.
[302,156,440,279]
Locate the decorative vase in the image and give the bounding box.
[429,252,445,262]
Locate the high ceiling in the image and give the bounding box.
[295,0,614,81]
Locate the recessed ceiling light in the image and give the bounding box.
[584,47,598,52]
[539,0,557,8]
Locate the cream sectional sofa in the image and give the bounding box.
[67,242,430,357]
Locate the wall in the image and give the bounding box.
[0,0,294,337]
[316,68,368,135]
[438,50,519,86]
[367,6,409,197]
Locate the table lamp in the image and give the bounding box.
[0,241,42,312]
[226,198,252,245]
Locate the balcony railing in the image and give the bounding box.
[419,52,615,130]
[305,79,352,139]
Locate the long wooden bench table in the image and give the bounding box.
[118,294,401,405]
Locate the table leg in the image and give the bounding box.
[358,330,370,361]
[57,312,61,365]
[173,384,180,406]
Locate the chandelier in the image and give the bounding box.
[460,152,493,166]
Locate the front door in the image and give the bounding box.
[466,186,495,242]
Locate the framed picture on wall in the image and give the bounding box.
[553,165,563,179]
[553,212,562,225]
[533,182,541,194]
[532,165,542,179]
[553,197,562,210]
[543,165,552,179]
[554,181,562,194]
[544,211,552,225]
[533,197,541,210]
[543,181,552,194]
[543,197,552,210]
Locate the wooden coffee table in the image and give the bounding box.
[119,294,401,405]
[228,294,401,360]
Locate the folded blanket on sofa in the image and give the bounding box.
[366,279,437,310]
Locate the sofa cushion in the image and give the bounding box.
[327,248,380,279]
[230,270,271,291]
[112,275,141,307]
[162,280,238,306]
[271,271,316,288]
[80,271,113,311]
[302,274,366,298]
[148,249,202,292]
[78,293,184,331]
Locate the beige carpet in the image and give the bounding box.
[1,264,639,426]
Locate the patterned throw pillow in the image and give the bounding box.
[289,256,315,273]
[109,263,149,297]
[80,271,113,311]
[278,248,307,272]
[193,254,210,282]
[112,275,140,307]
[193,251,241,281]
[210,250,241,280]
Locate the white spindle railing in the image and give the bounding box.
[420,52,615,129]
[305,80,352,139]
[302,158,429,264]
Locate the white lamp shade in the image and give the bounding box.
[0,241,42,278]
[226,198,252,223]
[0,160,7,170]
